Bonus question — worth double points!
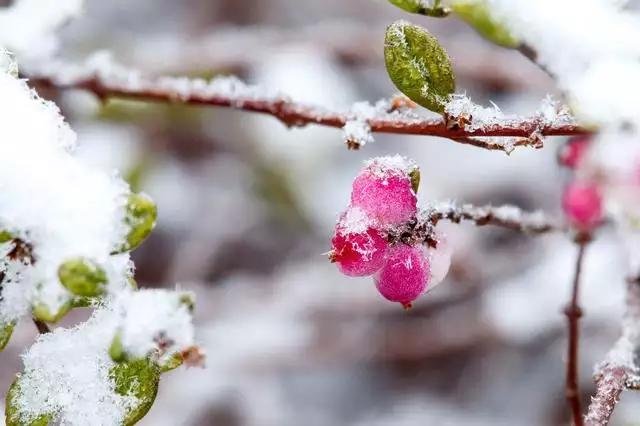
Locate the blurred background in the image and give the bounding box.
[1,0,638,425]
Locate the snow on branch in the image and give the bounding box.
[585,279,640,425]
[25,53,589,152]
[424,201,563,235]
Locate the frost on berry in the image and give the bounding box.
[374,243,430,309]
[558,135,591,169]
[350,156,418,227]
[562,181,603,231]
[330,207,388,277]
[425,231,452,287]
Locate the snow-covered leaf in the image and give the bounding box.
[451,0,520,48]
[113,193,157,254]
[388,0,451,17]
[5,375,53,426]
[109,358,160,426]
[0,320,15,351]
[384,20,456,114]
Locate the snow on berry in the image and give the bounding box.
[350,155,418,227]
[425,231,452,287]
[562,181,603,231]
[330,207,388,277]
[558,135,591,169]
[374,243,430,309]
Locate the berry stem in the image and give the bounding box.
[564,235,588,426]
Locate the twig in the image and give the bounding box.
[24,56,589,151]
[426,202,563,235]
[565,238,587,426]
[32,318,51,334]
[126,22,552,92]
[585,278,640,425]
[388,203,563,248]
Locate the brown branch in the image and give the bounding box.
[32,318,51,334]
[24,57,589,152]
[585,278,640,425]
[565,238,587,426]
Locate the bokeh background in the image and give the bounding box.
[1,0,638,425]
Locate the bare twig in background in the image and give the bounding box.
[585,278,640,425]
[32,318,51,334]
[125,22,552,92]
[565,238,587,426]
[26,57,588,152]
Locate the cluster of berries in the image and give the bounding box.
[329,156,451,309]
[558,135,602,233]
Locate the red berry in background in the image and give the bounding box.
[330,207,388,277]
[350,156,418,228]
[558,135,591,169]
[374,244,430,309]
[562,181,602,231]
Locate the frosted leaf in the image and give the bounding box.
[388,0,451,17]
[112,289,196,363]
[0,320,15,351]
[8,308,135,425]
[451,0,520,48]
[384,20,456,114]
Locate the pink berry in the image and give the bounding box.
[425,231,452,287]
[562,181,602,231]
[558,135,591,169]
[374,244,430,309]
[350,157,418,227]
[330,207,388,277]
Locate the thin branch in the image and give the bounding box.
[565,238,587,426]
[32,318,51,334]
[24,57,589,151]
[426,202,564,235]
[585,278,640,425]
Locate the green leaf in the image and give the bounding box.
[451,1,520,48]
[388,0,451,17]
[0,321,16,352]
[113,193,157,254]
[32,300,71,324]
[0,230,13,243]
[178,292,195,314]
[5,375,53,426]
[110,358,160,426]
[109,329,128,363]
[159,352,183,373]
[408,166,421,194]
[58,257,107,298]
[384,21,456,114]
